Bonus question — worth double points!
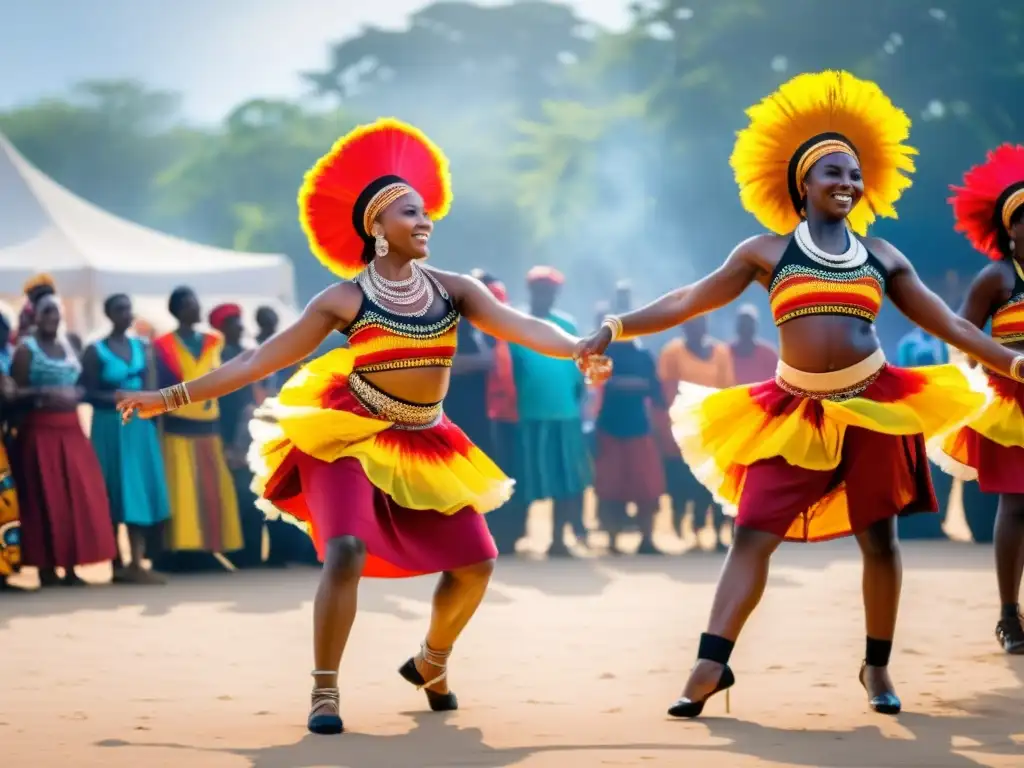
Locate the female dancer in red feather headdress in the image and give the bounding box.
[933,144,1024,654]
[116,118,612,734]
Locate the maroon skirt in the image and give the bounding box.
[593,431,666,504]
[297,455,497,577]
[17,411,117,568]
[958,429,1024,494]
[736,427,937,542]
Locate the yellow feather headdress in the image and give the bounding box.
[729,70,917,236]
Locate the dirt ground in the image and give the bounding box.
[3,512,1023,768]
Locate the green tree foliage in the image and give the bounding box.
[2,0,1023,303]
[151,99,360,296]
[0,80,201,226]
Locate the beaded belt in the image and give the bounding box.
[348,372,443,430]
[775,348,885,402]
[353,356,453,374]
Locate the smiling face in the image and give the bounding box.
[803,151,864,222]
[376,190,433,260]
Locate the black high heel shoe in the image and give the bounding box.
[667,633,736,719]
[398,643,458,712]
[996,614,1024,654]
[859,662,901,715]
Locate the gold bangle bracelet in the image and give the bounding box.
[159,382,194,411]
[1011,355,1024,382]
[601,315,623,341]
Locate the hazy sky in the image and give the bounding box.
[1,0,632,122]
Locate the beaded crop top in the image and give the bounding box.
[991,259,1024,344]
[343,271,460,373]
[768,222,888,327]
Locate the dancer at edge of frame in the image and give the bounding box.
[116,118,612,735]
[931,144,1024,655]
[575,70,1024,719]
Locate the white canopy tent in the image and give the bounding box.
[0,132,297,336]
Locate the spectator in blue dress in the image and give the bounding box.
[81,294,170,583]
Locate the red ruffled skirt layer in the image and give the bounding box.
[933,371,1024,494]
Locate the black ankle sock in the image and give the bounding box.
[697,633,734,665]
[865,637,892,667]
[1001,602,1020,620]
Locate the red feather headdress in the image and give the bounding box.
[949,144,1024,260]
[298,118,453,280]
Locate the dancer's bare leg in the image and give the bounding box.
[413,558,496,693]
[855,517,902,707]
[679,525,782,701]
[309,535,365,732]
[994,493,1024,652]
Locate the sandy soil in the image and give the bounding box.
[3,525,1023,768]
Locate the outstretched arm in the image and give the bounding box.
[575,237,765,359]
[446,272,578,358]
[117,285,358,419]
[616,240,762,340]
[883,242,1021,377]
[956,264,1006,368]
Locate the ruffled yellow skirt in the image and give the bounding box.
[247,348,513,576]
[932,369,1024,494]
[670,350,988,541]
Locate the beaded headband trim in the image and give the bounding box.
[363,182,413,235]
[796,139,857,196]
[1002,187,1024,233]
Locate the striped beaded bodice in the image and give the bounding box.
[991,259,1024,344]
[343,280,460,373]
[768,234,888,327]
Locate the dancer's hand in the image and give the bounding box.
[574,326,613,362]
[116,390,167,424]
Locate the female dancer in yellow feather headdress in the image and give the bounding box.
[576,71,1024,717]
[117,118,611,735]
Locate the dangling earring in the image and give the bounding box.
[373,227,388,259]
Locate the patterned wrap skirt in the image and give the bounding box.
[669,349,988,542]
[248,349,512,577]
[0,438,20,577]
[932,368,1024,494]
